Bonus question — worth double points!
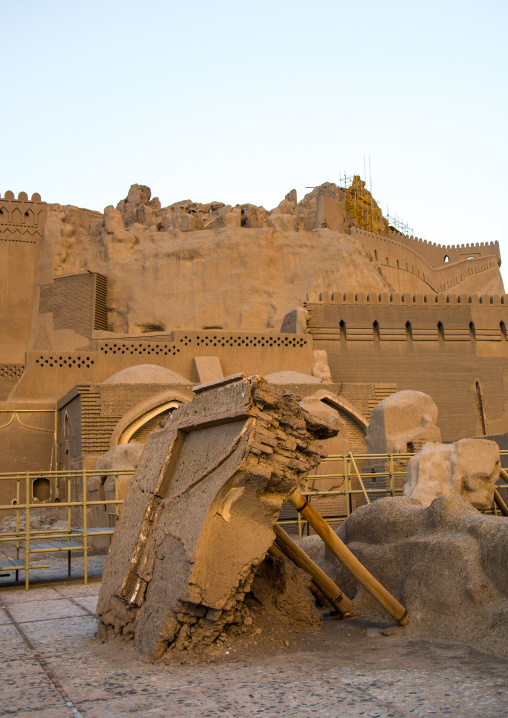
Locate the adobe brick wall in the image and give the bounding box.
[40,273,107,338]
[387,228,501,267]
[351,229,502,295]
[305,293,508,440]
[9,332,314,402]
[0,191,47,362]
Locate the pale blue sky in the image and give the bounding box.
[2,1,507,284]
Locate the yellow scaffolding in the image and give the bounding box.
[338,173,389,236]
[0,455,506,587]
[0,469,132,589]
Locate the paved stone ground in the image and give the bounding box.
[0,548,106,589]
[0,581,507,718]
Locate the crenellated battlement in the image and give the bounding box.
[386,227,501,266]
[351,228,501,293]
[0,190,47,244]
[304,290,508,347]
[305,290,508,305]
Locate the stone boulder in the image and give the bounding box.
[366,390,441,454]
[326,495,508,655]
[403,439,500,509]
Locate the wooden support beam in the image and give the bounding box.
[289,490,409,625]
[271,524,353,617]
[494,488,508,517]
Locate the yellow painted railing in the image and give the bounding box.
[0,451,507,587]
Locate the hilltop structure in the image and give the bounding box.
[0,177,506,505]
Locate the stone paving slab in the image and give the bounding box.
[6,597,89,623]
[67,595,98,615]
[9,708,72,718]
[43,653,186,703]
[1,583,508,718]
[355,670,507,718]
[0,657,63,716]
[0,587,63,606]
[0,623,33,661]
[76,688,237,718]
[0,610,12,625]
[21,614,98,656]
[54,582,102,597]
[199,679,403,718]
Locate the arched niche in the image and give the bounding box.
[109,390,192,448]
[119,400,181,444]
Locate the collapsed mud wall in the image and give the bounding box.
[97,374,338,658]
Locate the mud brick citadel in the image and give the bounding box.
[1,177,507,505]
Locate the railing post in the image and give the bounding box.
[25,472,30,590]
[67,473,72,534]
[15,475,20,561]
[83,469,88,585]
[389,454,395,497]
[349,452,370,505]
[345,454,351,516]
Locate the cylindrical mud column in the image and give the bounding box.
[271,524,353,617]
[289,491,409,625]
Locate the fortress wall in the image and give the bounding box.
[0,191,47,363]
[7,332,314,402]
[59,205,103,231]
[388,228,501,267]
[351,228,503,294]
[305,294,508,440]
[314,189,501,274]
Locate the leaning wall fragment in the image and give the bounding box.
[97,373,338,658]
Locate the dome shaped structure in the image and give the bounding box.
[102,364,191,385]
[264,371,322,384]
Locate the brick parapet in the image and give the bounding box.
[351,228,501,293]
[0,190,47,244]
[305,290,508,306]
[304,292,508,343]
[387,227,501,266]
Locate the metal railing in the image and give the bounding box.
[0,451,507,588]
[280,452,411,537]
[0,469,134,589]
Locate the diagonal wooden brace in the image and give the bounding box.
[271,524,353,617]
[289,490,409,625]
[494,488,508,516]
